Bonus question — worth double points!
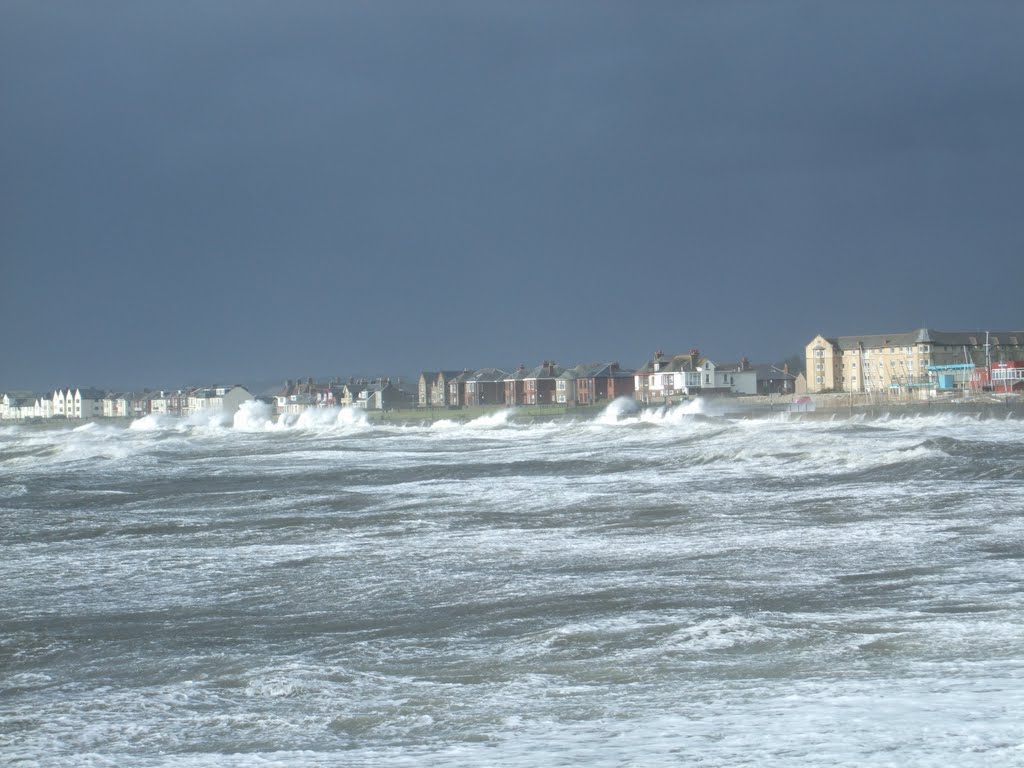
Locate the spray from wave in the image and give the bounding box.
[233,401,370,432]
[233,400,276,431]
[432,408,517,430]
[186,409,233,428]
[639,397,715,424]
[592,397,714,426]
[129,413,181,432]
[595,397,642,424]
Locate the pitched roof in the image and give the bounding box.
[635,353,701,374]
[524,362,565,380]
[560,362,627,379]
[712,361,755,373]
[825,328,1024,351]
[503,366,530,381]
[754,364,797,381]
[470,368,510,383]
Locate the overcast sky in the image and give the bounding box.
[2,1,1022,391]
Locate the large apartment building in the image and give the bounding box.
[806,328,1024,394]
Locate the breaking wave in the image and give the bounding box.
[234,401,371,431]
[432,408,518,430]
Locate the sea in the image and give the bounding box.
[2,399,1023,767]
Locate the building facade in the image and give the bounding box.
[806,329,1024,394]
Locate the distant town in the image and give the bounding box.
[3,328,1023,422]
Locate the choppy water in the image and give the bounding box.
[2,401,1023,766]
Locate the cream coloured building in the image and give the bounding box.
[186,385,253,417]
[806,329,1024,394]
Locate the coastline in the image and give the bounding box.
[4,392,1021,430]
[717,391,1024,421]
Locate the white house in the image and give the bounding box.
[356,381,403,410]
[188,385,253,417]
[149,392,169,415]
[634,351,704,401]
[0,394,36,420]
[34,396,54,418]
[101,393,133,418]
[696,361,758,395]
[52,389,68,418]
[73,388,105,419]
[635,352,759,400]
[49,388,105,419]
[281,394,315,417]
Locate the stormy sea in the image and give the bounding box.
[2,400,1023,767]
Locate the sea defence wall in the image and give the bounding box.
[719,392,1023,421]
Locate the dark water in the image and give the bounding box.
[2,405,1023,766]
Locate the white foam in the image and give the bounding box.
[4,409,1024,767]
[466,409,516,427]
[595,396,641,423]
[233,402,372,432]
[429,409,517,431]
[642,397,717,422]
[185,408,233,428]
[128,413,181,431]
[0,483,29,498]
[232,400,276,431]
[334,407,370,428]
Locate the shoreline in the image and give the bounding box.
[3,392,1021,430]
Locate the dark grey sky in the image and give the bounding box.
[2,1,1022,391]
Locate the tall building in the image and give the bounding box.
[805,329,1024,394]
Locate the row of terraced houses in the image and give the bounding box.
[0,386,253,421]
[4,328,1022,421]
[418,353,782,409]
